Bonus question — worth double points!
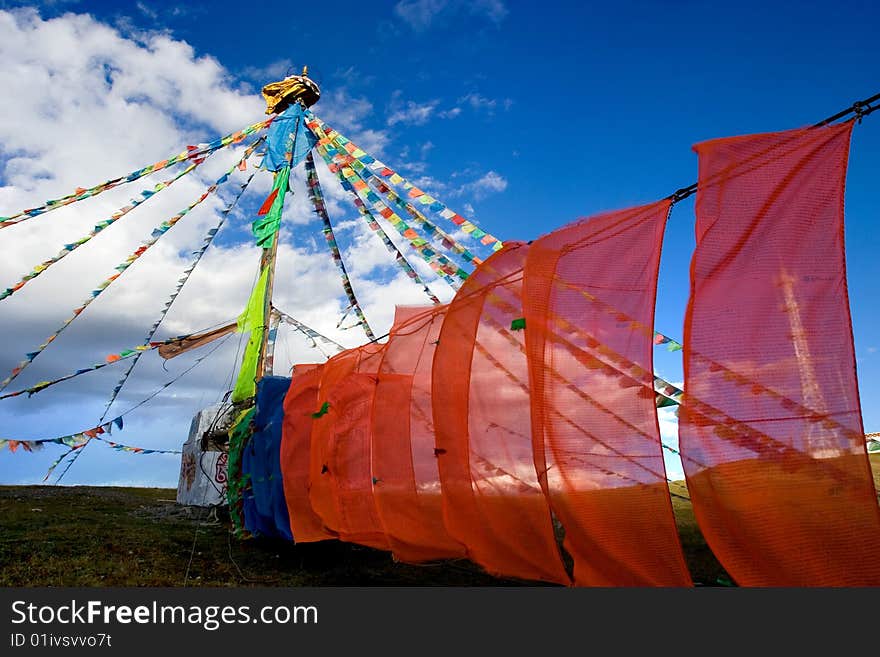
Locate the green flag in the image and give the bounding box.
[251,167,290,248]
[231,265,270,402]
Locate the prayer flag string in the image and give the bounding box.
[99,145,261,422]
[1,161,204,302]
[304,151,377,340]
[0,321,237,402]
[307,112,464,291]
[49,331,231,484]
[0,139,262,392]
[314,122,484,270]
[305,114,446,303]
[0,418,180,483]
[272,306,346,354]
[0,118,273,230]
[306,113,503,253]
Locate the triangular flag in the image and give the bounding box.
[257,188,280,215]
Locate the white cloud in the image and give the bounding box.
[135,2,157,21]
[317,89,390,155]
[442,92,511,119]
[240,58,298,83]
[438,107,461,119]
[393,0,508,31]
[386,90,463,128]
[460,92,498,113]
[0,9,438,486]
[473,0,508,22]
[387,99,440,126]
[457,170,508,200]
[393,0,449,31]
[411,175,449,194]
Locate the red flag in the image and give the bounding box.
[682,121,880,585]
[258,188,279,215]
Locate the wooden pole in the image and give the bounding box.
[255,110,302,381]
[255,230,278,380]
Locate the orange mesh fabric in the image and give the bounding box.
[523,201,692,586]
[682,121,880,585]
[280,363,333,542]
[433,242,570,584]
[321,343,389,549]
[308,348,359,538]
[372,305,467,562]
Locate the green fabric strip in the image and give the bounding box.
[251,167,290,248]
[231,265,270,402]
[226,405,256,537]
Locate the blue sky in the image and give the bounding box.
[0,0,878,487]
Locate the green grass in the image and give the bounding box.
[1,456,876,588]
[0,486,525,587]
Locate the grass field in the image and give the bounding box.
[0,454,876,587]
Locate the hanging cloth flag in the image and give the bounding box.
[231,265,270,403]
[157,322,238,360]
[0,320,242,402]
[261,104,317,172]
[263,311,282,376]
[251,167,290,248]
[257,188,280,215]
[226,405,257,536]
[682,120,880,586]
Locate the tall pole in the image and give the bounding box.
[256,228,279,380]
[255,110,301,381]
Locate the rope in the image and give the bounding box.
[667,90,880,204]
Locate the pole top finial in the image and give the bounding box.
[260,68,321,114]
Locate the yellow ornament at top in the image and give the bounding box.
[260,66,321,114]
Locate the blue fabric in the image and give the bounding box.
[242,376,293,540]
[262,105,318,172]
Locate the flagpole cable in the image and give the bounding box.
[667,91,880,204]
